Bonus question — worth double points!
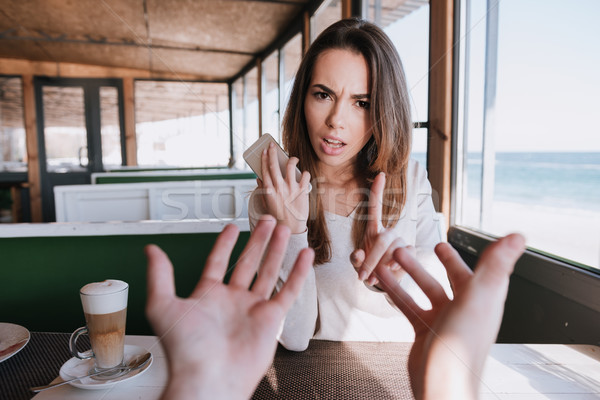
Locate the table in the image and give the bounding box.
[1,333,599,399]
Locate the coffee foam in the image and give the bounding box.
[80,280,128,315]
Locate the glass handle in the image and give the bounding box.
[69,326,93,360]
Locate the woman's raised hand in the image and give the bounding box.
[350,172,411,287]
[257,142,311,234]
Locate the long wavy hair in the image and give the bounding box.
[282,18,412,265]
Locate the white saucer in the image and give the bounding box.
[59,344,153,390]
[0,322,30,363]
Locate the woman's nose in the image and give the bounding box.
[325,101,345,129]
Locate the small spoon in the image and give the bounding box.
[30,352,152,392]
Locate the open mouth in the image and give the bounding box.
[323,138,346,148]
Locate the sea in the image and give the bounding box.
[412,152,600,212]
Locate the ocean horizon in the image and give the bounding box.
[412,151,600,213]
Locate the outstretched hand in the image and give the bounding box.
[145,216,314,400]
[351,172,411,287]
[377,233,525,400]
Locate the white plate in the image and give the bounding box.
[0,322,30,363]
[59,344,153,390]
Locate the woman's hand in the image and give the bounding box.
[350,172,409,287]
[377,234,525,400]
[257,142,311,234]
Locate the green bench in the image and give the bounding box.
[92,169,256,184]
[0,220,250,335]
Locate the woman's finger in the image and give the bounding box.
[287,157,300,184]
[268,143,285,188]
[350,249,366,271]
[359,228,395,281]
[261,148,274,188]
[300,171,311,193]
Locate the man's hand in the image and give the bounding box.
[146,216,314,400]
[377,233,525,400]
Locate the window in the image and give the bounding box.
[367,0,430,162]
[99,86,123,168]
[455,0,600,270]
[232,77,245,168]
[42,86,87,172]
[311,0,341,42]
[243,67,260,159]
[135,80,230,168]
[262,51,280,141]
[0,77,26,173]
[281,32,303,123]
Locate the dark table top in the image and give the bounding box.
[0,332,74,400]
[253,341,414,399]
[1,333,415,400]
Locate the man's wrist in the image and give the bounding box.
[162,367,250,400]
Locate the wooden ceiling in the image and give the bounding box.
[0,0,311,81]
[0,0,430,127]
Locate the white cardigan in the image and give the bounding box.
[248,159,451,351]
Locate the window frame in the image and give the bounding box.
[449,0,600,276]
[133,78,231,169]
[0,75,28,181]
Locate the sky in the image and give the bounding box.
[384,0,600,153]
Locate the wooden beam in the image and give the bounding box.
[0,59,213,81]
[427,0,454,227]
[257,58,263,135]
[22,75,43,222]
[10,186,22,223]
[302,10,310,55]
[122,77,137,166]
[341,0,352,19]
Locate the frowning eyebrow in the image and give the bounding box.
[311,84,370,100]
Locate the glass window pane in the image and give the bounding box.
[262,51,280,141]
[310,0,341,42]
[99,86,122,168]
[0,77,27,172]
[411,127,427,167]
[232,78,245,169]
[42,86,87,172]
[135,81,230,167]
[282,33,302,122]
[243,67,260,151]
[456,0,600,270]
[367,0,429,123]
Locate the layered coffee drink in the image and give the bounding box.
[79,280,128,370]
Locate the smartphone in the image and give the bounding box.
[243,133,303,183]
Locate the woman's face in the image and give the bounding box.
[304,48,373,173]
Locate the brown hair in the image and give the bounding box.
[282,18,412,264]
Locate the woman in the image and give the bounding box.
[248,18,450,351]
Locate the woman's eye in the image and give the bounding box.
[315,92,330,100]
[357,100,370,109]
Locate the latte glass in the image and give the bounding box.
[69,280,128,377]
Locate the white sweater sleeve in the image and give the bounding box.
[247,189,318,351]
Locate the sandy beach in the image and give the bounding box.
[460,199,600,270]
